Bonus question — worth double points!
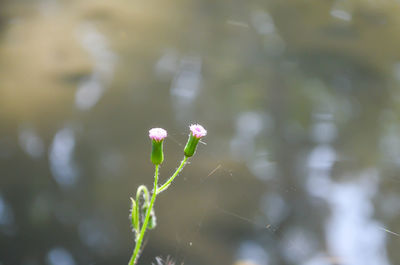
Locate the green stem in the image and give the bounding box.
[128,165,159,265]
[157,156,188,194]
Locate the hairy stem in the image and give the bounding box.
[157,156,188,194]
[128,165,159,265]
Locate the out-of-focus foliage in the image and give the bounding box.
[1,0,400,265]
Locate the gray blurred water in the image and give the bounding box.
[1,1,400,265]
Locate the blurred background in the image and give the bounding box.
[1,0,400,264]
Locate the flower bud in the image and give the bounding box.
[149,128,167,165]
[184,124,207,157]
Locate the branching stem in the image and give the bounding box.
[128,156,189,265]
[157,156,188,194]
[129,165,159,265]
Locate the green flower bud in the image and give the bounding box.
[149,128,167,165]
[184,133,200,157]
[184,124,207,157]
[151,139,164,165]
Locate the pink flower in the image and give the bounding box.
[189,124,207,138]
[149,128,167,141]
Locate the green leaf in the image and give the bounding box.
[130,197,138,231]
